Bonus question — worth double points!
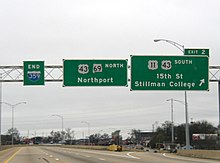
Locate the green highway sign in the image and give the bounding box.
[184,48,209,56]
[23,61,45,86]
[131,55,209,91]
[63,59,128,87]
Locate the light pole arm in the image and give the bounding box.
[154,39,184,54]
[52,114,63,119]
[0,102,12,107]
[173,99,185,105]
[13,102,27,108]
[0,102,26,108]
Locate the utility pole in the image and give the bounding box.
[167,99,174,144]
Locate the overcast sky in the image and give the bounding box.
[0,0,220,139]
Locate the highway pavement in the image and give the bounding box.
[0,146,219,163]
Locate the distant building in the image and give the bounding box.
[136,131,155,146]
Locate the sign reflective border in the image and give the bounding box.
[131,55,209,91]
[63,59,128,87]
[23,61,45,86]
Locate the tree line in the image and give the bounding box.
[148,120,220,149]
[1,120,219,149]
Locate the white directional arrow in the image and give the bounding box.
[199,79,205,86]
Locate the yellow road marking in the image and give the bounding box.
[4,147,22,163]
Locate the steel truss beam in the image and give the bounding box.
[0,65,219,82]
[209,66,220,82]
[0,66,62,82]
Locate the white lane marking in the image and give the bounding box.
[44,147,141,160]
[99,158,106,161]
[38,148,61,161]
[126,152,140,159]
[85,155,91,158]
[60,148,129,158]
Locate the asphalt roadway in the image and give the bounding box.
[0,146,219,163]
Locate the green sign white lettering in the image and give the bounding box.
[131,55,209,91]
[63,59,128,87]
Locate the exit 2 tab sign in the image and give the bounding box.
[184,48,209,56]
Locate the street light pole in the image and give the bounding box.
[0,70,13,150]
[154,38,191,149]
[167,98,187,144]
[1,102,26,145]
[0,74,2,150]
[52,114,64,142]
[81,121,90,145]
[219,81,220,126]
[184,91,190,149]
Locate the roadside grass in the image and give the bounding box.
[176,150,220,160]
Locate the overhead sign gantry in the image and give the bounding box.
[1,56,218,90]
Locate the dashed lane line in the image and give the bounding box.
[98,158,106,161]
[41,147,142,161]
[84,155,91,158]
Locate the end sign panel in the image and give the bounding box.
[63,59,127,87]
[23,61,45,86]
[131,55,209,91]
